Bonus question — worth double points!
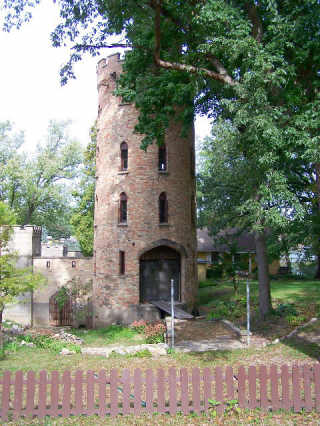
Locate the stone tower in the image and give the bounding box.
[93,53,197,326]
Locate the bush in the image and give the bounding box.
[207,264,223,279]
[273,303,298,317]
[286,315,307,326]
[130,319,148,334]
[198,280,218,288]
[13,335,81,354]
[130,320,166,344]
[207,301,234,320]
[145,321,166,344]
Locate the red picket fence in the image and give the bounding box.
[1,364,320,420]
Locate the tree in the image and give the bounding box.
[197,124,306,317]
[4,1,320,315]
[0,202,45,353]
[0,120,82,238]
[70,125,96,256]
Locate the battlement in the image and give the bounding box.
[97,53,122,88]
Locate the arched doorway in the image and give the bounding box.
[49,290,73,326]
[140,246,180,302]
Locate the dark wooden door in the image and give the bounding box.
[49,292,73,326]
[140,259,180,302]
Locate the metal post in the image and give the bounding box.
[170,278,175,349]
[247,254,252,346]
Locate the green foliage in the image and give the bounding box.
[286,315,307,326]
[128,349,152,358]
[0,120,82,238]
[207,265,223,279]
[71,325,143,346]
[55,287,70,312]
[0,203,46,321]
[3,0,320,309]
[198,279,218,288]
[5,335,81,354]
[206,296,255,321]
[131,320,166,344]
[70,125,96,256]
[273,303,298,318]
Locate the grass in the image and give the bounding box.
[1,279,320,423]
[4,409,320,425]
[70,325,145,347]
[198,278,320,306]
[0,337,318,376]
[197,277,320,341]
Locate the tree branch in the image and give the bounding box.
[153,0,236,86]
[156,58,237,86]
[71,43,130,51]
[207,55,236,86]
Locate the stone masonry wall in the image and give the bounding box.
[93,54,197,326]
[33,258,93,326]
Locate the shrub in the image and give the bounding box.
[199,280,218,288]
[207,301,232,320]
[130,319,148,334]
[273,303,298,317]
[129,349,152,358]
[207,264,223,279]
[145,321,166,344]
[130,320,166,343]
[286,315,306,326]
[15,335,81,354]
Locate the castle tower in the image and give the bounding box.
[93,53,197,326]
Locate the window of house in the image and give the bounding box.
[72,261,76,268]
[46,261,51,269]
[119,251,125,275]
[119,192,128,223]
[159,192,168,223]
[120,142,128,170]
[158,144,167,171]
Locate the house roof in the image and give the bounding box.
[197,228,256,253]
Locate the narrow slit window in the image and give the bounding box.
[119,192,127,223]
[119,251,125,275]
[120,142,128,170]
[159,192,168,223]
[158,144,167,171]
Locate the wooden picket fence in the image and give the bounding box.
[1,364,320,420]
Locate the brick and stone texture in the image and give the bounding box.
[93,53,197,326]
[33,257,93,326]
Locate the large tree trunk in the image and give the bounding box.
[255,231,272,319]
[0,309,3,355]
[315,252,320,279]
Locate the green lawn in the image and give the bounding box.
[0,338,318,375]
[198,278,320,306]
[198,278,320,339]
[70,325,145,347]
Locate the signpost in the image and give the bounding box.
[170,278,175,349]
[247,254,252,346]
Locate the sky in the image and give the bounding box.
[0,2,211,151]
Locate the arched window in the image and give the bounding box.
[119,192,127,223]
[120,142,128,170]
[159,192,168,223]
[158,144,167,171]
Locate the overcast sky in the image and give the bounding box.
[0,2,210,151]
